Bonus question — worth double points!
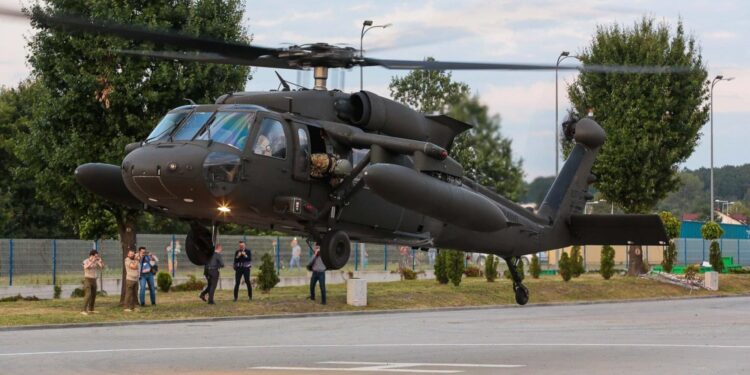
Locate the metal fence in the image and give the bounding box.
[0,235,436,286]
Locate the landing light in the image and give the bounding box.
[217,205,231,213]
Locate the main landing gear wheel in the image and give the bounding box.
[319,230,351,270]
[504,256,529,306]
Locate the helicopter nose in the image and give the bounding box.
[121,143,213,206]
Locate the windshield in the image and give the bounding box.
[145,112,188,143]
[196,111,256,150]
[173,111,214,141]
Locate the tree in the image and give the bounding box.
[484,255,498,282]
[658,211,681,273]
[448,95,525,200]
[445,250,465,286]
[570,245,585,277]
[257,252,280,292]
[523,177,555,205]
[600,245,616,280]
[434,250,449,284]
[559,252,572,282]
[529,254,541,279]
[656,172,708,219]
[701,221,724,272]
[567,17,709,276]
[20,0,251,302]
[389,58,469,113]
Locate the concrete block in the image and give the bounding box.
[704,271,719,291]
[346,278,367,306]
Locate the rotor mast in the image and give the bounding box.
[313,66,329,90]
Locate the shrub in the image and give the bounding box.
[464,265,482,277]
[53,284,62,299]
[700,221,724,240]
[658,211,681,275]
[70,288,84,298]
[446,250,465,286]
[435,250,449,284]
[661,242,678,274]
[400,267,417,280]
[529,254,541,279]
[485,255,498,282]
[257,252,280,292]
[709,241,723,273]
[157,272,173,292]
[684,264,700,281]
[570,245,584,277]
[600,245,615,280]
[172,274,206,292]
[559,252,572,282]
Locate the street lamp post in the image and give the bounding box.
[710,75,734,221]
[555,51,580,176]
[360,20,391,91]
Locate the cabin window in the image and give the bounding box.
[196,111,256,150]
[146,112,188,143]
[253,118,287,159]
[173,111,213,141]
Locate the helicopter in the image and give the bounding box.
[3,8,671,305]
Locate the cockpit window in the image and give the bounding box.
[196,111,256,150]
[145,112,188,143]
[253,118,287,159]
[173,111,213,141]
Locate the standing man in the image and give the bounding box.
[81,249,104,315]
[123,249,139,312]
[308,245,327,305]
[233,241,252,301]
[200,244,224,305]
[138,247,157,306]
[290,238,302,272]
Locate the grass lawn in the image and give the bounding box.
[1,274,749,328]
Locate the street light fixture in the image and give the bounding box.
[709,75,734,221]
[360,20,391,91]
[555,51,580,176]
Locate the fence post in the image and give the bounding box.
[308,242,313,258]
[384,245,388,271]
[412,248,416,271]
[583,245,587,272]
[52,239,57,286]
[684,237,687,264]
[276,236,281,274]
[354,242,359,271]
[702,239,705,262]
[738,239,741,265]
[9,239,13,286]
[95,238,100,252]
[171,234,176,278]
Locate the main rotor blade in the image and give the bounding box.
[114,50,298,70]
[0,6,279,61]
[364,58,690,74]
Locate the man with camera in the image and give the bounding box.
[81,249,104,315]
[307,245,327,305]
[123,248,140,312]
[233,240,253,302]
[138,247,157,306]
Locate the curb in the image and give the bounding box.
[2,293,749,332]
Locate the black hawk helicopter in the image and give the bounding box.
[3,8,671,305]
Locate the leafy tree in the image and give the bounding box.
[434,250,449,284]
[600,245,616,280]
[523,177,555,205]
[559,252,572,282]
[658,211,681,273]
[484,255,498,282]
[445,250,465,286]
[701,221,724,272]
[257,252,280,292]
[656,172,708,219]
[448,95,525,200]
[389,58,469,113]
[567,17,709,275]
[570,245,585,277]
[529,254,541,279]
[20,0,250,301]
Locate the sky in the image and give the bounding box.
[0,0,748,180]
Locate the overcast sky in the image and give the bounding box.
[1,0,747,180]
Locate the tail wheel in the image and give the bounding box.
[320,230,351,270]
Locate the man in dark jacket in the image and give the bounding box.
[233,240,252,301]
[199,244,224,305]
[308,245,327,305]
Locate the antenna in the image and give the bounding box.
[275,71,291,91]
[183,98,197,105]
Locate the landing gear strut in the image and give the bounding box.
[504,256,529,305]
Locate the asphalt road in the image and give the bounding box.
[2,297,750,374]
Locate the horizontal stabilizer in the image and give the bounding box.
[568,214,668,245]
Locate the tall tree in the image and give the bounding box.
[19,0,251,300]
[389,66,524,199]
[566,17,708,275]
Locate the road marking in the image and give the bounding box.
[2,342,750,357]
[323,361,525,368]
[251,366,459,373]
